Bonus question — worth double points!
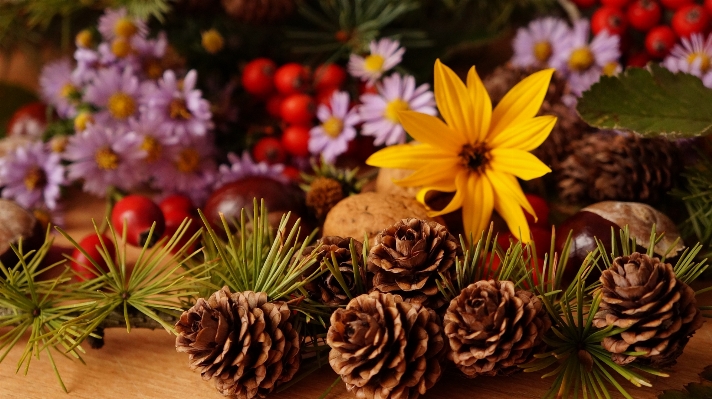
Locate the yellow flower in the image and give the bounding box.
[366,59,556,242]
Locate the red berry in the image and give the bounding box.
[706,0,712,17]
[280,93,316,125]
[313,63,346,92]
[672,5,709,38]
[7,102,47,139]
[627,0,662,31]
[281,125,311,157]
[601,0,631,7]
[266,95,284,118]
[274,63,310,95]
[316,87,338,106]
[592,6,629,36]
[159,194,195,218]
[358,81,378,95]
[281,165,302,182]
[253,136,287,164]
[571,0,598,7]
[111,195,166,247]
[660,0,693,10]
[524,194,550,228]
[242,58,277,98]
[159,195,199,253]
[645,25,677,57]
[627,50,652,67]
[71,233,116,281]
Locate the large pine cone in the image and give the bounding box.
[556,131,681,204]
[368,218,461,310]
[221,0,296,23]
[593,253,704,367]
[327,292,445,399]
[444,280,551,377]
[175,288,300,398]
[301,236,370,306]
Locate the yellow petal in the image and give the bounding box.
[487,172,532,243]
[419,170,468,217]
[486,169,535,220]
[488,68,554,140]
[461,174,494,242]
[487,115,557,152]
[366,143,453,169]
[466,66,492,143]
[393,159,461,187]
[434,59,472,144]
[398,110,464,153]
[489,148,552,181]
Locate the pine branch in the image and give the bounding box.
[0,307,178,331]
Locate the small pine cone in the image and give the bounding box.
[301,236,370,306]
[368,218,462,310]
[221,0,295,23]
[444,280,551,377]
[175,287,300,398]
[327,292,445,399]
[306,177,345,220]
[484,64,570,109]
[593,253,704,367]
[556,131,681,204]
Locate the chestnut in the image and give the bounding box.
[0,199,44,268]
[555,201,684,284]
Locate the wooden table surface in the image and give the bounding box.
[1,193,711,399]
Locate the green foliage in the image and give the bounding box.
[577,65,712,139]
[674,159,712,251]
[300,161,367,197]
[658,365,712,399]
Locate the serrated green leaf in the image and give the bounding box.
[577,64,712,139]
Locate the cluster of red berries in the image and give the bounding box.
[71,194,199,281]
[573,0,712,64]
[241,58,347,168]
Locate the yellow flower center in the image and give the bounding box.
[533,41,553,63]
[176,148,200,173]
[50,136,68,153]
[201,29,225,54]
[111,38,132,58]
[61,83,79,100]
[74,112,94,131]
[602,61,620,76]
[141,136,162,163]
[114,18,138,38]
[568,47,595,72]
[75,29,93,48]
[95,147,119,170]
[107,92,136,120]
[459,143,490,173]
[384,98,410,123]
[24,167,46,191]
[364,54,385,73]
[687,52,711,73]
[322,117,344,138]
[169,99,192,120]
[144,59,164,80]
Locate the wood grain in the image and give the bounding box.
[1,193,710,399]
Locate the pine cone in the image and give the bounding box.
[327,292,445,399]
[444,280,551,377]
[556,131,681,204]
[306,177,345,220]
[593,253,704,367]
[175,287,300,398]
[484,64,568,106]
[221,0,296,23]
[368,218,461,310]
[301,236,370,306]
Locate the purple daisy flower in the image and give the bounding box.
[512,17,572,69]
[132,32,169,80]
[126,117,179,182]
[215,151,286,189]
[348,38,405,86]
[97,8,148,41]
[83,66,143,126]
[0,142,65,210]
[555,20,621,96]
[309,91,360,164]
[151,133,217,206]
[664,33,712,88]
[72,47,103,85]
[142,70,213,137]
[358,73,436,146]
[63,124,143,196]
[39,58,80,118]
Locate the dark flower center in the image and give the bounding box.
[169,99,192,120]
[459,143,490,173]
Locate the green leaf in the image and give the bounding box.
[577,64,712,139]
[658,365,712,399]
